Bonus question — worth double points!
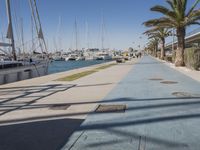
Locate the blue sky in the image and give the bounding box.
[0,0,200,52]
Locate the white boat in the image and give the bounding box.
[52,54,65,61]
[96,51,112,60]
[83,48,99,60]
[76,56,85,61]
[0,0,49,85]
[0,60,48,85]
[65,51,85,61]
[65,54,77,61]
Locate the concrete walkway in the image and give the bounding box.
[63,56,200,150]
[0,60,136,150]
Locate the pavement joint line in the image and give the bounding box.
[67,131,86,150]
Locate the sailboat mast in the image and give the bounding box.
[75,18,78,51]
[20,18,25,57]
[33,0,48,53]
[101,15,105,50]
[6,0,17,60]
[85,20,89,49]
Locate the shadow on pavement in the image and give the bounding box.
[0,118,84,150]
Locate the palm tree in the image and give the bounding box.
[147,37,159,57]
[144,0,200,66]
[144,27,171,60]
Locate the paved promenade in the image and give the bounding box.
[0,56,200,150]
[63,56,200,150]
[0,60,135,150]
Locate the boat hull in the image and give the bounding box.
[0,62,48,85]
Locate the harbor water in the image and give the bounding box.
[48,60,111,74]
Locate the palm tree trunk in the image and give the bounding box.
[161,38,165,60]
[175,27,185,66]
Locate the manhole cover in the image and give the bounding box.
[49,104,70,110]
[95,104,126,113]
[160,81,178,84]
[149,78,163,81]
[172,92,200,97]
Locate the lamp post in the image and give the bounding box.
[139,36,142,51]
[172,28,175,62]
[172,28,175,51]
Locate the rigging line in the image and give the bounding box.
[33,0,48,53]
[56,16,62,50]
[104,18,111,49]
[0,48,10,56]
[85,20,90,49]
[12,0,21,44]
[29,44,41,52]
[0,1,6,39]
[20,18,25,56]
[16,37,37,49]
[28,0,44,55]
[53,37,58,51]
[31,15,36,51]
[69,29,73,51]
[74,17,78,50]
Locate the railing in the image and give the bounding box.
[186,27,200,37]
[166,27,200,46]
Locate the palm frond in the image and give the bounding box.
[187,0,200,17]
[143,17,177,28]
[151,5,177,19]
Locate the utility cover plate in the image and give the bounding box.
[149,78,163,81]
[49,104,70,110]
[95,104,126,113]
[160,81,178,84]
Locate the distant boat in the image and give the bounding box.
[96,15,112,61]
[52,55,65,61]
[65,53,85,61]
[65,54,77,61]
[84,48,99,60]
[52,51,65,61]
[96,51,112,60]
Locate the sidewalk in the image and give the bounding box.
[0,60,136,150]
[64,56,200,150]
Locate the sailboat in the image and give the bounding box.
[65,18,85,61]
[96,15,112,60]
[0,0,49,85]
[52,16,65,61]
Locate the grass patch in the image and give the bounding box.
[57,70,97,81]
[95,63,116,70]
[57,63,116,81]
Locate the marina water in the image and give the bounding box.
[48,60,111,74]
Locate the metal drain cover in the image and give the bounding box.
[160,81,178,84]
[95,104,126,113]
[172,92,200,97]
[149,78,163,81]
[49,104,70,110]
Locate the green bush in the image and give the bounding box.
[184,48,200,70]
[164,56,173,62]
